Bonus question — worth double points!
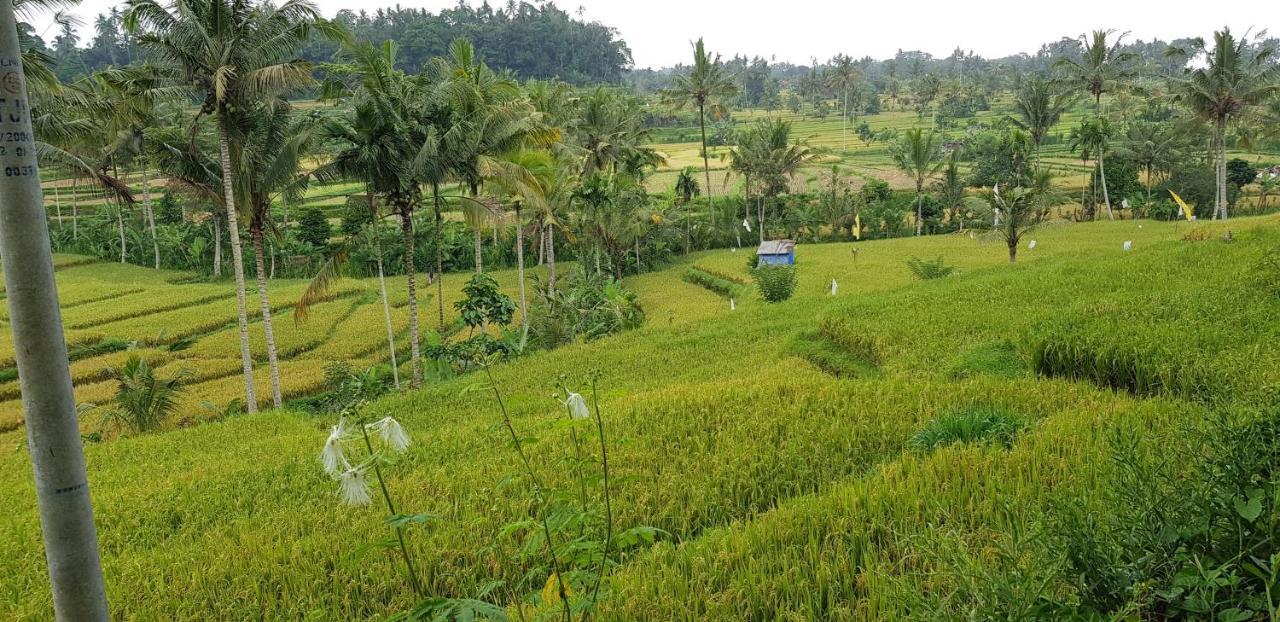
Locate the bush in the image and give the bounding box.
[529,267,644,349]
[906,255,955,280]
[752,264,797,303]
[154,191,184,225]
[1053,412,1280,617]
[1163,165,1217,220]
[297,208,332,249]
[340,196,374,235]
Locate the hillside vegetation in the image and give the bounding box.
[3,215,1278,619]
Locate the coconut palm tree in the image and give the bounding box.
[1054,29,1138,110]
[428,38,520,274]
[1070,116,1116,219]
[661,38,737,229]
[150,102,318,408]
[125,0,338,412]
[890,127,946,236]
[731,119,812,243]
[1116,121,1185,202]
[95,64,184,270]
[486,149,554,330]
[575,87,656,180]
[1170,29,1280,220]
[827,54,860,131]
[237,100,320,408]
[317,38,429,386]
[1009,75,1075,167]
[310,98,404,388]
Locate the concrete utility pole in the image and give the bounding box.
[0,2,110,620]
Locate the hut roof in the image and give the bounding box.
[756,240,795,255]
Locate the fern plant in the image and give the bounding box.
[97,356,189,433]
[907,256,957,280]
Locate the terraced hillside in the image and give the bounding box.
[1,214,1278,619]
[0,259,547,435]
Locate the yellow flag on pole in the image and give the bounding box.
[1169,190,1196,221]
[854,213,863,240]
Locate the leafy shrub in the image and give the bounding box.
[297,208,332,249]
[1052,412,1280,618]
[340,196,374,235]
[455,273,516,332]
[154,191,184,225]
[529,267,644,349]
[906,255,956,280]
[908,406,1025,452]
[752,265,797,303]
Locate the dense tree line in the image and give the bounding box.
[40,1,632,84]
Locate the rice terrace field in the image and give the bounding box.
[5,0,1280,620]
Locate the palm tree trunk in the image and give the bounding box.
[515,204,527,331]
[634,238,641,272]
[432,186,446,335]
[142,158,160,270]
[547,223,557,296]
[374,231,400,389]
[116,201,126,263]
[843,87,849,131]
[1216,120,1229,220]
[473,228,483,273]
[0,7,110,611]
[698,101,715,232]
[212,212,222,277]
[914,183,924,236]
[758,196,765,244]
[368,189,399,390]
[52,180,62,229]
[218,126,259,414]
[71,174,79,238]
[1099,156,1114,220]
[251,225,282,409]
[401,204,422,388]
[536,222,545,266]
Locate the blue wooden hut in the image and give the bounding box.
[756,240,795,266]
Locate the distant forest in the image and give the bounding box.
[38,1,634,84]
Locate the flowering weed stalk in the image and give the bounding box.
[321,407,424,598]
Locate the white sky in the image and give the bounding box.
[32,0,1280,69]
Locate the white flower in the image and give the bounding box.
[1028,240,1037,249]
[1123,240,1133,251]
[366,416,411,454]
[564,392,590,420]
[338,465,372,506]
[730,298,736,311]
[321,418,349,477]
[830,279,838,295]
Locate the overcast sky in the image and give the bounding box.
[32,0,1279,69]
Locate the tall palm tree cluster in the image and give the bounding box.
[887,27,1279,230]
[30,0,683,410]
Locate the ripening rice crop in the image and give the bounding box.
[2,214,1280,620]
